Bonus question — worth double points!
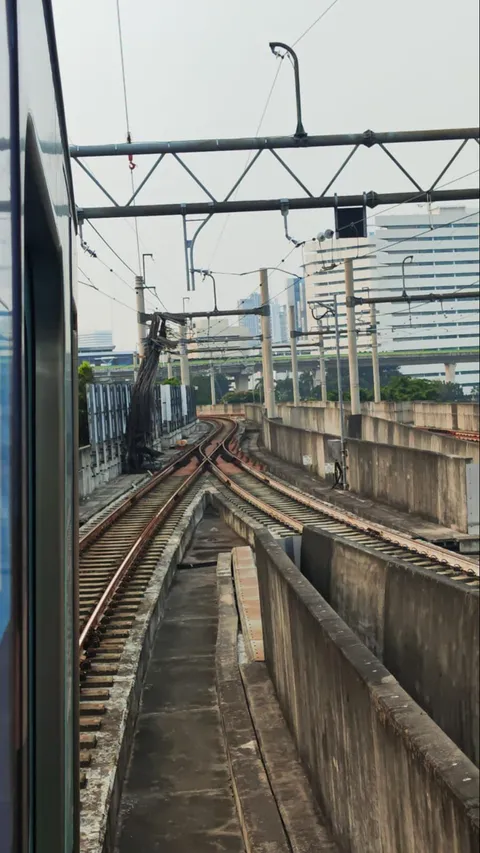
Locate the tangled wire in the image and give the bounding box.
[125,314,177,472]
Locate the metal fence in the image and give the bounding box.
[85,382,196,463]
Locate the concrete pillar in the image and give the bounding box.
[179,322,190,386]
[210,362,216,405]
[260,268,277,419]
[444,363,457,383]
[135,275,147,359]
[344,258,361,415]
[317,318,327,402]
[370,302,381,403]
[167,354,173,380]
[235,373,249,393]
[288,304,300,406]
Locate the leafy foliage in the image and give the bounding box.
[193,372,230,405]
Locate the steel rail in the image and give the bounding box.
[208,417,478,576]
[79,428,214,552]
[78,419,232,652]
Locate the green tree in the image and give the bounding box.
[275,378,294,402]
[192,372,230,405]
[78,361,94,446]
[162,376,181,386]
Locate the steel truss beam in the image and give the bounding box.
[78,187,479,221]
[70,127,479,158]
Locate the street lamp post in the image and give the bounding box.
[192,269,218,312]
[269,42,307,138]
[401,254,414,298]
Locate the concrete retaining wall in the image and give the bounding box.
[197,402,246,416]
[413,402,480,432]
[78,443,122,498]
[349,413,480,461]
[301,525,479,766]
[262,417,340,481]
[244,403,263,423]
[347,438,475,532]
[255,530,479,853]
[256,414,478,532]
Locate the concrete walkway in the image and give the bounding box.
[115,563,245,853]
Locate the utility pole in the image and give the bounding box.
[259,268,277,419]
[370,302,381,403]
[288,304,300,406]
[317,318,327,402]
[179,321,190,386]
[135,275,147,359]
[344,258,361,415]
[210,361,216,406]
[333,295,348,490]
[167,354,173,379]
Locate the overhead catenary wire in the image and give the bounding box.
[292,0,342,46]
[115,0,142,274]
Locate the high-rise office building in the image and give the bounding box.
[373,205,479,390]
[287,277,308,332]
[238,292,261,339]
[78,330,114,352]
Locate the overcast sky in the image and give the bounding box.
[52,0,480,349]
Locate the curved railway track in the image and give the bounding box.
[78,418,235,781]
[78,414,478,783]
[207,416,479,584]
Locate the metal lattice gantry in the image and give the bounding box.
[71,125,480,290]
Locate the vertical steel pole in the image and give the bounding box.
[135,275,147,359]
[288,303,300,405]
[370,302,381,403]
[344,258,361,415]
[317,317,327,402]
[259,268,277,419]
[334,295,347,489]
[182,215,191,291]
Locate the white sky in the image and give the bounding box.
[52,0,480,349]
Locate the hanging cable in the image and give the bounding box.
[292,0,342,47]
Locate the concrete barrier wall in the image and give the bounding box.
[78,443,122,498]
[301,525,479,766]
[244,403,263,424]
[262,418,340,480]
[347,438,474,532]
[197,403,246,416]
[350,413,480,461]
[255,530,479,853]
[278,403,343,437]
[413,402,480,432]
[258,414,478,532]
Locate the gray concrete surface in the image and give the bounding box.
[255,529,480,853]
[348,412,479,460]
[240,662,340,852]
[301,525,480,766]
[242,427,478,548]
[115,561,245,853]
[248,416,479,535]
[347,438,476,532]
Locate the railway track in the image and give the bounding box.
[78,418,235,784]
[207,417,479,584]
[77,413,478,786]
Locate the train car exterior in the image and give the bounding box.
[1,1,78,851]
